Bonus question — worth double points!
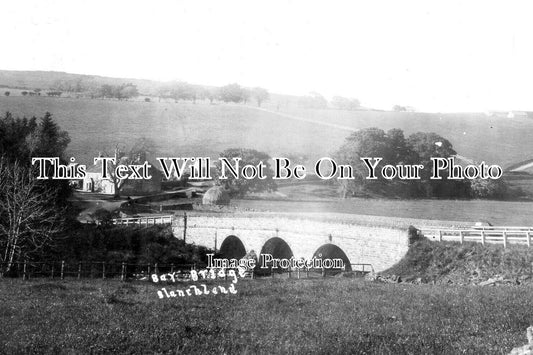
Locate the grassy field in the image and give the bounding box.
[234,195,533,226]
[4,95,533,224]
[1,96,533,169]
[275,106,533,168]
[0,96,347,165]
[1,278,532,354]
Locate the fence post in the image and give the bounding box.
[460,231,464,244]
[297,267,300,279]
[528,231,531,248]
[170,263,174,273]
[438,230,442,242]
[322,266,325,278]
[155,263,159,275]
[51,263,55,279]
[503,231,507,248]
[23,260,27,280]
[481,230,485,245]
[102,262,105,279]
[60,260,65,280]
[78,262,82,280]
[183,213,187,243]
[121,262,126,281]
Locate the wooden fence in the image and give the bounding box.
[2,261,372,280]
[420,226,533,248]
[2,261,196,281]
[111,215,174,226]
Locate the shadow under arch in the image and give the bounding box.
[219,235,246,259]
[259,237,294,274]
[312,244,352,272]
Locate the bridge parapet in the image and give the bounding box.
[172,213,410,272]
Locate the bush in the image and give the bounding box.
[44,224,212,266]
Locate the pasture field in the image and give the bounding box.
[1,96,533,169]
[0,278,532,354]
[274,106,533,168]
[0,96,347,165]
[234,195,533,226]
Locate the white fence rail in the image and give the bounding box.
[111,215,174,226]
[420,226,533,248]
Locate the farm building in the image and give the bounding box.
[82,158,163,195]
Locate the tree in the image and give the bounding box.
[393,105,407,112]
[407,132,470,198]
[0,158,65,275]
[334,128,399,197]
[170,82,197,103]
[470,178,507,199]
[99,138,155,198]
[199,87,218,104]
[331,96,360,110]
[116,84,139,100]
[216,148,277,197]
[26,112,71,158]
[407,132,456,169]
[252,87,269,107]
[219,83,246,103]
[298,92,328,109]
[0,112,72,275]
[97,84,138,100]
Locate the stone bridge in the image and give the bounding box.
[172,212,412,272]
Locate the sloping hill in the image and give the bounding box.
[2,68,533,171]
[383,237,533,284]
[0,70,163,95]
[0,97,351,164]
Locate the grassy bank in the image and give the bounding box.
[384,237,533,284]
[1,278,532,354]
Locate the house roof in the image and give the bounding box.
[85,158,163,177]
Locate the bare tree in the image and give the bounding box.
[0,158,65,276]
[99,139,155,198]
[252,87,269,107]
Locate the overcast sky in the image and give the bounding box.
[1,0,532,112]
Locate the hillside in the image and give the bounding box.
[383,237,533,284]
[0,70,165,95]
[0,96,350,165]
[1,95,533,171]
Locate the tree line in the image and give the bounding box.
[334,128,508,199]
[212,129,509,200]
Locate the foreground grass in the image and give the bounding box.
[1,278,532,354]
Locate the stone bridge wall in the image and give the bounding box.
[172,214,410,272]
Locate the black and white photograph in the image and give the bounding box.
[2,1,533,353]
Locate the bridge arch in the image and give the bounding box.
[312,244,352,272]
[259,237,294,272]
[219,235,247,259]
